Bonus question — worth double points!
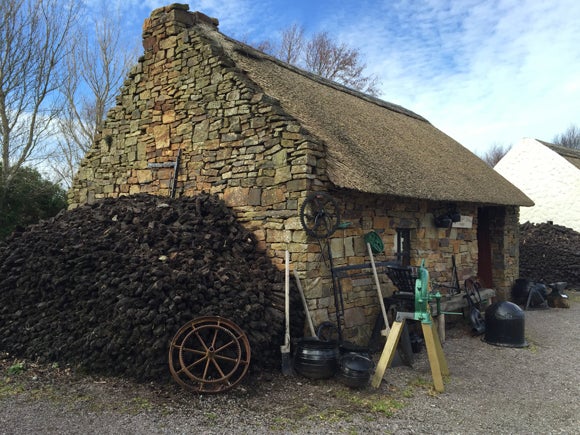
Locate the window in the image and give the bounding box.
[396,228,411,266]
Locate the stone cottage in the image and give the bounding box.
[69,4,533,343]
[495,138,580,231]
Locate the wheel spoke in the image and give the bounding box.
[201,356,212,381]
[214,338,237,353]
[209,357,228,379]
[177,355,208,376]
[193,330,211,352]
[213,353,241,364]
[179,346,206,356]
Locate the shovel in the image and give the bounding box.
[281,250,292,375]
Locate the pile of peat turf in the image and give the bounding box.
[0,193,302,381]
[519,221,580,289]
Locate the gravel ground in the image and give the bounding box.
[1,292,578,435]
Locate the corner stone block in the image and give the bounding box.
[344,237,355,257]
[135,169,153,183]
[285,216,304,231]
[274,166,292,184]
[330,238,344,259]
[153,125,170,149]
[223,186,250,207]
[248,188,262,206]
[261,187,286,206]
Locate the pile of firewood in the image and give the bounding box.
[0,193,302,381]
[519,221,580,289]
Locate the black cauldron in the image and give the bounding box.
[337,353,374,388]
[483,301,528,348]
[293,338,339,379]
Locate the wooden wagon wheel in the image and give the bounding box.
[168,316,251,393]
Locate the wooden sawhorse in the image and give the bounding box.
[371,315,449,392]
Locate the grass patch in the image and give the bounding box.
[308,408,353,423]
[129,396,154,412]
[0,377,25,398]
[408,376,440,396]
[402,386,415,398]
[526,340,538,353]
[334,388,406,418]
[7,361,26,375]
[269,416,299,431]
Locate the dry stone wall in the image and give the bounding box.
[302,192,486,344]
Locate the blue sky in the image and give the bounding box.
[105,0,580,155]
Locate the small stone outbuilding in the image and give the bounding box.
[69,4,533,343]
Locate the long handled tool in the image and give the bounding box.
[293,270,316,337]
[281,250,292,375]
[367,242,390,337]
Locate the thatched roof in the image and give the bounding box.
[197,19,533,206]
[539,140,580,170]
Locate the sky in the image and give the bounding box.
[104,0,580,156]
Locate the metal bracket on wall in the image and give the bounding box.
[147,149,182,198]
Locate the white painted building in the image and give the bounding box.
[494,137,580,231]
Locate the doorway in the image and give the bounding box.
[477,207,493,288]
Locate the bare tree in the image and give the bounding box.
[552,124,580,150]
[255,26,380,96]
[51,8,135,188]
[277,24,304,64]
[0,0,76,200]
[304,32,379,95]
[480,143,512,167]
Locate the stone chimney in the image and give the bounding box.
[142,3,219,52]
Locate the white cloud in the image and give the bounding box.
[320,0,580,154]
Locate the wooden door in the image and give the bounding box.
[477,208,493,288]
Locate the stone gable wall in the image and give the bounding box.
[69,5,329,266]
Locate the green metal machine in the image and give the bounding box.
[412,260,442,324]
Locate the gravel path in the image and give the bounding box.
[1,292,578,434]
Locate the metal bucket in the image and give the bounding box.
[337,353,374,388]
[483,301,528,348]
[293,338,339,379]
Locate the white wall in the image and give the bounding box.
[494,137,580,231]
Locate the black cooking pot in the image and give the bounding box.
[483,301,528,348]
[293,338,339,379]
[337,353,374,388]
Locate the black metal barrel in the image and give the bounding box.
[293,338,339,379]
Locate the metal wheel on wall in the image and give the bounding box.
[299,192,340,239]
[168,316,251,394]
